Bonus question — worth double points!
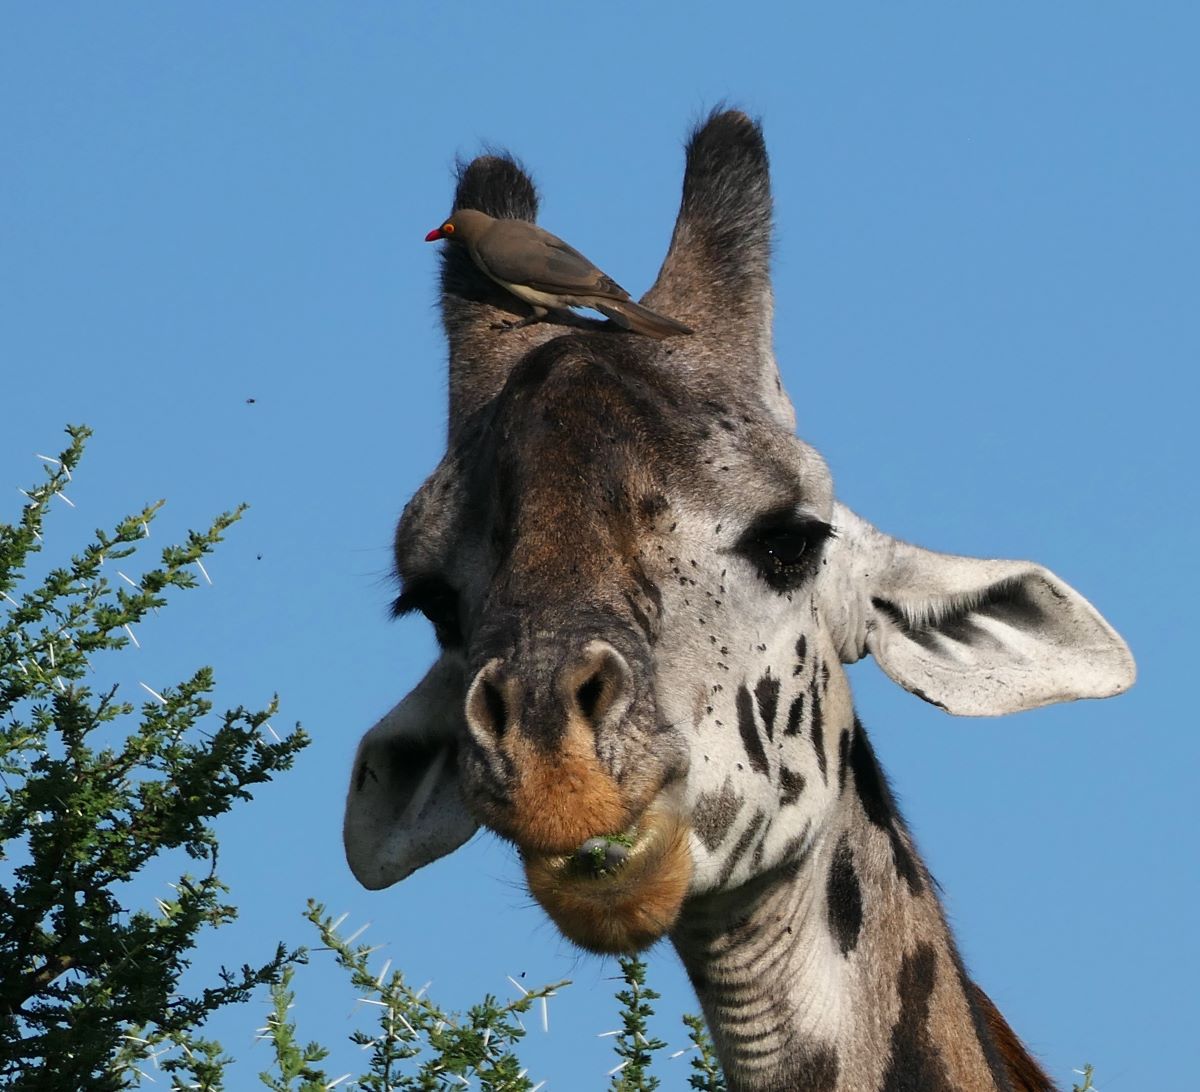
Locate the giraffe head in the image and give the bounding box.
[344,112,1134,954]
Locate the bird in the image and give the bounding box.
[425,208,693,339]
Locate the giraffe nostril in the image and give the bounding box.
[466,660,513,742]
[481,678,508,738]
[565,642,633,729]
[576,674,605,721]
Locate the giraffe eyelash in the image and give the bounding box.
[393,576,463,647]
[736,513,834,593]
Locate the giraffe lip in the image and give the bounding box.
[521,800,694,953]
[523,821,646,880]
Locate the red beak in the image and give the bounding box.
[424,227,444,242]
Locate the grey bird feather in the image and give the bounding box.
[426,208,693,339]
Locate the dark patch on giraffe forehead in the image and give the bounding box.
[465,337,804,529]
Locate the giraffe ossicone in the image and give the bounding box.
[343,111,1134,1092]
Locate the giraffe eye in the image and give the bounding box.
[738,513,834,592]
[393,576,463,647]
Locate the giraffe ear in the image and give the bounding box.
[642,109,794,429]
[824,505,1136,716]
[343,656,478,889]
[440,154,561,432]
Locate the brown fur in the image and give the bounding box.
[503,716,635,854]
[525,805,693,952]
[971,984,1057,1092]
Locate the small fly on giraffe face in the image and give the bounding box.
[735,510,835,593]
[393,576,463,648]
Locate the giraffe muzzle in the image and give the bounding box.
[462,639,694,951]
[523,799,693,954]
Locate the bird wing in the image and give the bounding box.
[477,221,630,300]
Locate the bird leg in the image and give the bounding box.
[493,304,550,332]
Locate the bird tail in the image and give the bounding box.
[596,300,693,339]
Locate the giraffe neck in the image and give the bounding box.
[670,721,1053,1092]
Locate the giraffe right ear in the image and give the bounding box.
[822,504,1136,716]
[343,656,478,889]
[641,109,795,430]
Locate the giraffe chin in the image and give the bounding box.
[522,803,693,954]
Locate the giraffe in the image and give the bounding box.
[343,111,1135,1092]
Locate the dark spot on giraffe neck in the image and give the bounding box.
[736,684,770,776]
[793,635,807,675]
[754,673,780,741]
[779,766,805,807]
[826,833,863,957]
[784,692,804,736]
[693,777,744,852]
[848,719,924,895]
[809,675,826,783]
[717,810,765,887]
[880,944,954,1092]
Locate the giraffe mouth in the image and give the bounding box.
[521,799,693,954]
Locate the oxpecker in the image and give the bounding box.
[425,208,693,339]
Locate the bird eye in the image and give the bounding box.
[442,222,455,235]
[736,512,834,593]
[393,576,463,647]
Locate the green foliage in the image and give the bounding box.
[608,956,666,1091]
[251,902,567,1091]
[681,1013,725,1092]
[0,427,307,1089]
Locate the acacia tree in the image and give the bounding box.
[0,426,306,1088]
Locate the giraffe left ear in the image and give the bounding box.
[343,656,478,889]
[822,504,1136,716]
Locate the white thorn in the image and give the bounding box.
[124,624,140,648]
[139,682,167,705]
[35,454,60,466]
[53,491,75,508]
[415,981,431,999]
[323,1076,352,1090]
[3,592,19,607]
[606,1061,628,1076]
[376,958,392,987]
[540,995,549,1033]
[142,521,150,538]
[116,571,141,590]
[195,560,212,585]
[330,911,350,931]
[597,1030,621,1038]
[264,722,282,741]
[343,921,371,945]
[530,1083,546,1092]
[506,975,528,996]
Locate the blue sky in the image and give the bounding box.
[2,4,1196,1088]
